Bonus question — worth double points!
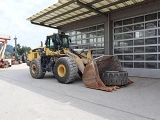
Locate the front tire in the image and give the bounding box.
[54,57,78,84]
[30,58,45,79]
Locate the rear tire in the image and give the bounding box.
[100,71,128,86]
[30,58,45,79]
[54,57,78,84]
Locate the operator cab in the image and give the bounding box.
[45,34,70,51]
[59,34,70,48]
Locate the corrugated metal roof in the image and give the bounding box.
[27,0,145,29]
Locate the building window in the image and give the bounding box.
[67,24,104,57]
[145,13,157,21]
[134,16,144,23]
[114,11,160,69]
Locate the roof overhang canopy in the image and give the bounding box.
[27,0,145,29]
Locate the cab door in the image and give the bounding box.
[45,36,56,51]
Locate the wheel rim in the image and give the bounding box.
[31,64,37,74]
[58,64,66,77]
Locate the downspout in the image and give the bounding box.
[107,14,110,54]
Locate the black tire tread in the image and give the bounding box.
[30,58,45,79]
[100,71,128,86]
[54,57,78,83]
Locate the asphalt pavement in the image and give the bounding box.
[0,63,160,120]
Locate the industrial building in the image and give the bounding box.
[27,0,160,78]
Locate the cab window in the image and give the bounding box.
[46,36,55,50]
[60,35,69,48]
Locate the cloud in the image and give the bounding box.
[0,0,58,48]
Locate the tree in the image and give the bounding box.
[13,43,31,55]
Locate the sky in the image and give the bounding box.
[0,0,58,48]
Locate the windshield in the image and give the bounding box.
[60,35,69,48]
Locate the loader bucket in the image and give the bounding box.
[82,55,122,92]
[94,55,122,73]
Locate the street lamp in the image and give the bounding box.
[14,36,17,56]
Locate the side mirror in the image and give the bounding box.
[45,40,47,46]
[69,39,71,43]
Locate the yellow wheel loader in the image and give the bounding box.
[27,33,133,92]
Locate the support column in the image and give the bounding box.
[104,14,113,55]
